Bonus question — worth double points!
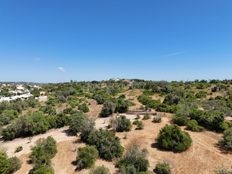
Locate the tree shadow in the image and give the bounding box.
[62,129,76,137]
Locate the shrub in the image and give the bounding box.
[15,146,23,153]
[0,110,18,126]
[117,144,149,173]
[135,121,144,130]
[78,103,90,113]
[29,165,54,174]
[86,130,124,160]
[30,136,57,168]
[219,127,232,152]
[154,162,171,174]
[89,165,110,174]
[186,120,203,132]
[100,101,116,117]
[156,125,192,152]
[0,151,10,174]
[172,115,188,126]
[69,112,86,135]
[143,114,150,120]
[153,116,162,123]
[111,116,132,132]
[115,98,129,113]
[76,146,99,170]
[8,157,22,174]
[80,118,95,143]
[215,167,232,174]
[2,112,50,140]
[0,150,21,174]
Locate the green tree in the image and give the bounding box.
[156,125,192,152]
[100,101,116,117]
[76,146,99,169]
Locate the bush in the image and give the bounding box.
[215,167,232,174]
[156,125,192,152]
[86,130,124,160]
[0,150,21,174]
[117,144,149,173]
[111,116,132,132]
[186,120,203,132]
[172,115,188,126]
[29,165,54,174]
[143,114,150,120]
[138,94,160,109]
[76,146,99,170]
[0,110,18,126]
[2,112,50,140]
[153,116,162,123]
[90,165,110,174]
[100,101,116,117]
[30,136,57,168]
[115,98,129,113]
[8,157,22,174]
[154,162,171,174]
[80,118,95,143]
[78,103,89,113]
[15,146,23,153]
[135,121,144,130]
[69,112,86,135]
[219,127,232,152]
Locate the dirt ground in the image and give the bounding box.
[2,115,232,174]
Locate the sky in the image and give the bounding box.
[0,0,231,82]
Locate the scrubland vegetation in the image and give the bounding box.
[1,79,232,173]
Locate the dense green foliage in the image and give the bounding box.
[0,150,21,174]
[29,136,57,174]
[76,146,99,169]
[85,129,124,160]
[117,145,149,173]
[172,114,188,126]
[154,162,171,174]
[100,101,116,117]
[156,125,192,152]
[68,112,86,134]
[111,115,132,132]
[219,127,232,152]
[186,120,203,132]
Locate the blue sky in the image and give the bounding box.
[0,0,231,82]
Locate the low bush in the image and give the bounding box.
[86,129,124,160]
[69,112,86,135]
[100,101,116,117]
[153,115,162,123]
[15,146,23,153]
[111,116,132,132]
[76,146,99,170]
[0,150,21,174]
[89,165,110,174]
[29,136,57,173]
[78,103,89,113]
[172,115,188,126]
[219,127,232,152]
[135,121,144,130]
[117,144,149,173]
[156,125,192,152]
[186,120,203,132]
[143,114,150,120]
[154,162,171,174]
